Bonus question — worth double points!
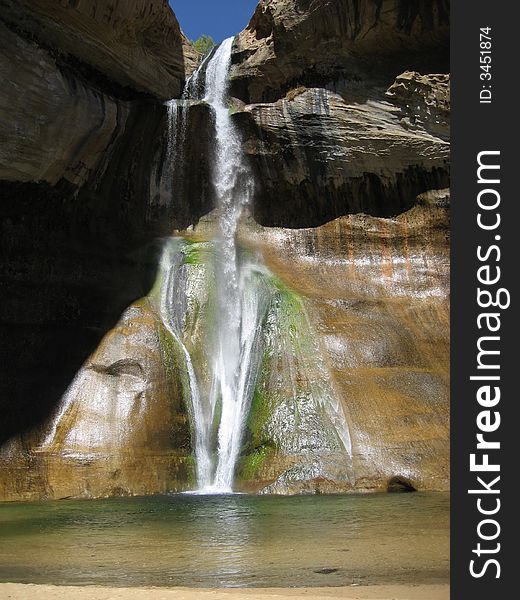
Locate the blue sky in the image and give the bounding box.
[169,1,259,43]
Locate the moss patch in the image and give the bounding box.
[246,385,273,450]
[158,323,176,380]
[182,241,205,266]
[237,445,273,481]
[185,454,197,486]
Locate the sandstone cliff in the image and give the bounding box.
[236,192,449,493]
[227,0,450,491]
[0,0,198,101]
[235,73,449,226]
[0,191,450,499]
[0,300,192,500]
[229,0,450,227]
[231,0,449,103]
[0,0,201,187]
[0,0,450,498]
[0,0,209,448]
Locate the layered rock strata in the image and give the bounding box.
[235,74,449,227]
[230,0,450,103]
[1,189,449,499]
[0,0,198,100]
[0,1,208,446]
[0,0,450,498]
[236,190,449,493]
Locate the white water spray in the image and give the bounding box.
[158,240,214,487]
[161,39,352,493]
[202,39,259,492]
[163,39,263,493]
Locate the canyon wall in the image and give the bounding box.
[0,0,450,499]
[0,0,209,448]
[230,0,449,103]
[235,192,449,493]
[225,0,450,492]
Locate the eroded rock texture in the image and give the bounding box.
[230,0,449,103]
[0,300,192,501]
[237,191,450,492]
[226,1,450,492]
[229,1,450,228]
[0,1,210,447]
[0,0,198,100]
[236,77,449,226]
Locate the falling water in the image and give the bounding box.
[158,240,213,487]
[202,38,258,492]
[161,38,263,493]
[160,38,352,493]
[161,99,189,208]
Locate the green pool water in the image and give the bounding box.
[0,492,449,588]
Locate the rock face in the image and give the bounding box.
[230,0,450,103]
[227,1,449,495]
[0,1,210,448]
[236,75,449,226]
[386,71,450,140]
[0,1,201,187]
[0,300,192,501]
[0,0,198,100]
[237,191,450,492]
[229,1,450,228]
[0,21,130,187]
[0,187,450,496]
[220,0,450,493]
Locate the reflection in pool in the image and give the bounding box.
[0,492,449,587]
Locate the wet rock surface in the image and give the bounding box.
[0,193,450,496]
[0,97,213,446]
[237,194,450,492]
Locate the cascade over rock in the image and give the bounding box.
[160,40,352,494]
[0,0,450,499]
[237,192,449,493]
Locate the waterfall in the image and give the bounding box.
[161,99,188,208]
[158,240,214,488]
[162,38,263,493]
[38,38,352,494]
[161,38,352,493]
[202,39,257,492]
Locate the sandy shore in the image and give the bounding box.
[0,584,449,600]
